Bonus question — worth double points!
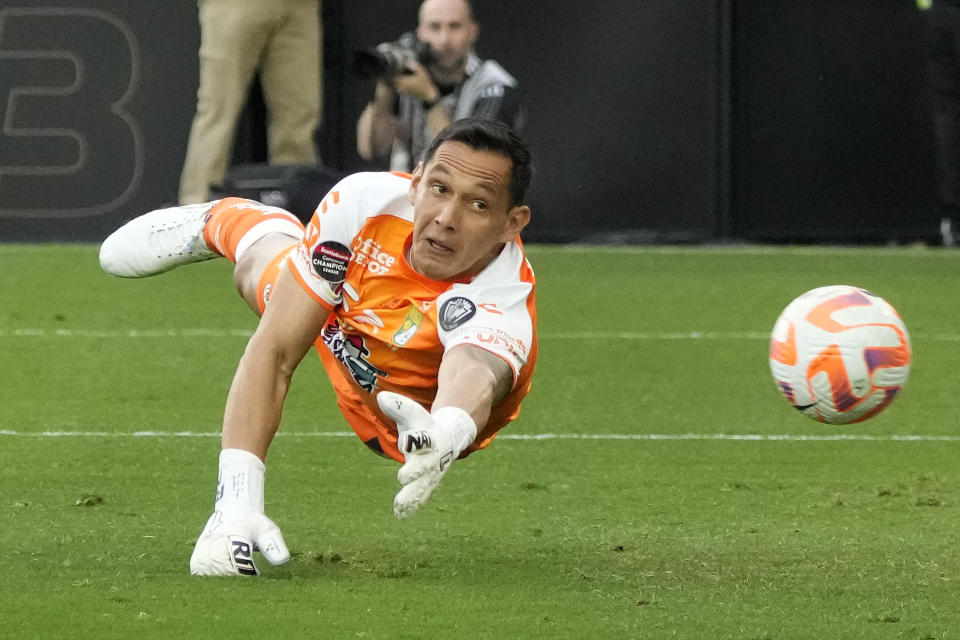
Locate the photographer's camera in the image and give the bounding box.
[352,33,433,79]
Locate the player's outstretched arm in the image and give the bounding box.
[378,345,513,519]
[220,267,330,457]
[433,344,514,428]
[191,268,330,575]
[190,448,291,576]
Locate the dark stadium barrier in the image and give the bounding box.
[0,0,938,243]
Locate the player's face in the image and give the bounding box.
[417,0,477,73]
[407,141,530,282]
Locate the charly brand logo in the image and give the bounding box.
[261,283,272,308]
[312,241,351,283]
[439,297,476,331]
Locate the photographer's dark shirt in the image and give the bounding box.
[390,54,523,172]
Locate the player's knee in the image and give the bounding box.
[233,257,262,311]
[233,235,297,313]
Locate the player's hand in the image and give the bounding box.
[189,509,290,576]
[190,448,290,576]
[377,391,476,519]
[378,391,447,519]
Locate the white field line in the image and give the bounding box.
[3,327,960,342]
[547,244,960,258]
[0,328,257,338]
[3,327,955,443]
[0,430,958,442]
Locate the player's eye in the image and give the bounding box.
[430,183,446,195]
[471,200,488,211]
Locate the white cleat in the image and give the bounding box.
[99,202,220,278]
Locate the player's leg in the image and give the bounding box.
[99,197,304,314]
[925,3,960,245]
[178,0,270,204]
[202,198,304,314]
[232,234,299,315]
[259,0,321,166]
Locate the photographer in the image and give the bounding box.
[356,0,522,171]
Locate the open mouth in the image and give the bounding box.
[427,238,453,253]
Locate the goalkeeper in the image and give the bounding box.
[99,118,538,576]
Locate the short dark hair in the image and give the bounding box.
[421,117,533,206]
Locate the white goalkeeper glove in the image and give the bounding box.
[377,391,477,519]
[189,448,290,576]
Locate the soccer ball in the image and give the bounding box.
[769,285,911,424]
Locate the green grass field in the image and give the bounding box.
[1,243,958,639]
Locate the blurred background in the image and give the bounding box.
[0,0,939,245]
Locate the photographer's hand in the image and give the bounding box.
[394,61,440,104]
[395,61,450,137]
[357,80,399,161]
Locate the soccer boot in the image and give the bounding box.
[99,202,220,278]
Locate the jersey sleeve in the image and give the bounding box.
[288,172,410,308]
[436,278,534,384]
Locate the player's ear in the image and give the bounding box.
[500,204,530,241]
[408,162,424,205]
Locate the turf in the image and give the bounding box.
[1,243,958,639]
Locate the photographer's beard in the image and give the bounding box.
[427,48,470,85]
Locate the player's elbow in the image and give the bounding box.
[243,330,302,385]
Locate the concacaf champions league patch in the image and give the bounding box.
[311,241,351,284]
[439,297,476,331]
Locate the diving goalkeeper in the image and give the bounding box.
[99,118,538,576]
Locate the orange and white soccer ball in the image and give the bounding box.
[769,285,911,424]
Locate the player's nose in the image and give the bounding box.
[433,201,459,229]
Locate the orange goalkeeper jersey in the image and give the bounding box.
[286,172,538,461]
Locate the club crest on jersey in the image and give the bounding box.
[311,241,351,284]
[393,305,424,347]
[439,297,476,331]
